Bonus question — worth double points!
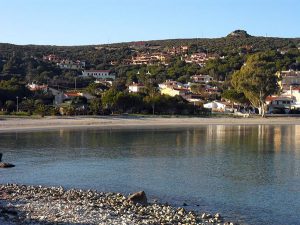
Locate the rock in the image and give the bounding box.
[1,208,18,216]
[224,222,236,225]
[183,202,188,206]
[0,162,15,168]
[201,213,212,219]
[128,191,148,205]
[0,184,239,225]
[177,207,186,216]
[215,213,222,219]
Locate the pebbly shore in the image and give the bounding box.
[0,184,238,225]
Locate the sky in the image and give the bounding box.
[0,0,299,46]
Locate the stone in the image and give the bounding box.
[201,213,212,219]
[128,191,148,206]
[215,213,222,219]
[0,184,238,225]
[0,162,15,168]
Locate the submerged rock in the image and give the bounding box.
[128,191,148,205]
[0,162,15,168]
[202,212,212,219]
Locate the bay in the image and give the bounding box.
[0,125,299,225]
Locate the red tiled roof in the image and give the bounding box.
[65,92,82,97]
[130,83,145,87]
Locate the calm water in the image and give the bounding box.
[0,125,300,225]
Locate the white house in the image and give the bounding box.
[204,101,231,112]
[158,80,184,89]
[81,70,115,80]
[128,83,146,93]
[266,95,296,114]
[277,70,300,90]
[58,60,86,70]
[191,75,214,83]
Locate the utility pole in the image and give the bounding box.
[16,96,19,112]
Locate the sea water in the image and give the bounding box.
[0,125,299,225]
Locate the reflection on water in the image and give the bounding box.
[0,125,300,225]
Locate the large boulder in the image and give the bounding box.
[128,191,148,205]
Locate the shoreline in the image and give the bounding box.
[1,116,300,132]
[0,183,237,225]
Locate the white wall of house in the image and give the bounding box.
[191,75,213,83]
[129,85,145,93]
[82,70,115,80]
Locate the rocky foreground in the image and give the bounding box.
[0,184,238,225]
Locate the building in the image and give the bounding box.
[168,46,189,55]
[191,75,214,83]
[281,87,300,103]
[131,53,169,65]
[160,86,189,97]
[81,70,115,80]
[203,101,232,112]
[183,94,204,105]
[158,80,185,90]
[43,54,60,62]
[184,53,217,67]
[277,70,300,90]
[128,83,146,93]
[57,60,86,70]
[27,82,48,92]
[266,96,296,114]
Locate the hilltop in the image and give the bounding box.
[227,30,252,38]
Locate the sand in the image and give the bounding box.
[0,115,300,132]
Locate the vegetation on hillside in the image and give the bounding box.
[0,30,299,116]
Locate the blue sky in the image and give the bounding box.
[0,0,299,45]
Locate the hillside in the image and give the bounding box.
[1,30,299,57]
[0,30,299,87]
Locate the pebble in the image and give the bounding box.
[0,183,238,225]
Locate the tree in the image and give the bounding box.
[5,100,16,113]
[101,89,120,114]
[221,89,248,104]
[231,52,279,117]
[34,103,46,117]
[144,83,159,115]
[89,98,102,115]
[20,99,35,115]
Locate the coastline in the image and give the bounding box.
[0,184,236,225]
[1,116,300,132]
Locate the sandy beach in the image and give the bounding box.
[1,116,300,132]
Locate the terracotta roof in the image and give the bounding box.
[65,92,82,97]
[130,83,145,87]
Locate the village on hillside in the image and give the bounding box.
[1,31,300,116]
